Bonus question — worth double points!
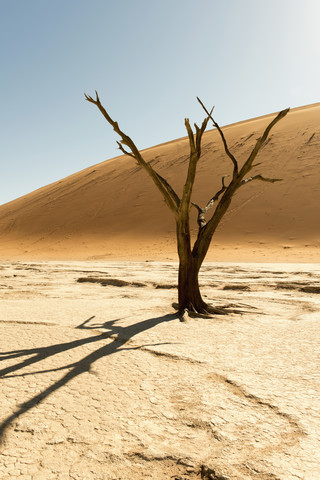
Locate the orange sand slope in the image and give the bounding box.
[0,103,319,262]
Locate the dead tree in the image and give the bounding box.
[85,92,289,316]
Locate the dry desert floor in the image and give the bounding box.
[0,261,320,480]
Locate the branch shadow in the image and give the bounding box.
[0,312,177,445]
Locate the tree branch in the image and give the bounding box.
[191,203,207,229]
[204,175,229,211]
[195,105,213,155]
[85,91,180,212]
[180,115,211,215]
[239,108,290,177]
[240,174,282,186]
[197,96,238,177]
[116,141,135,159]
[185,118,196,153]
[155,172,181,208]
[192,175,229,230]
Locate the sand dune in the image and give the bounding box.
[0,103,319,261]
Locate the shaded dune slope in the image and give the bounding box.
[0,103,319,261]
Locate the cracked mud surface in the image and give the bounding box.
[0,261,320,479]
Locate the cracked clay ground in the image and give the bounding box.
[0,261,319,480]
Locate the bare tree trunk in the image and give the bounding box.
[178,256,206,313]
[176,218,206,313]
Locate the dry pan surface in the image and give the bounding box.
[0,261,320,480]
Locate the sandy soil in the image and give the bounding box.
[1,260,320,479]
[0,103,319,262]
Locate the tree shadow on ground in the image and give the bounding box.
[0,313,177,445]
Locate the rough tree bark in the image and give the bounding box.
[85,92,289,318]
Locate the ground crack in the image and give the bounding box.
[0,320,58,326]
[222,377,307,439]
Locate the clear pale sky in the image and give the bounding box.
[0,0,319,206]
